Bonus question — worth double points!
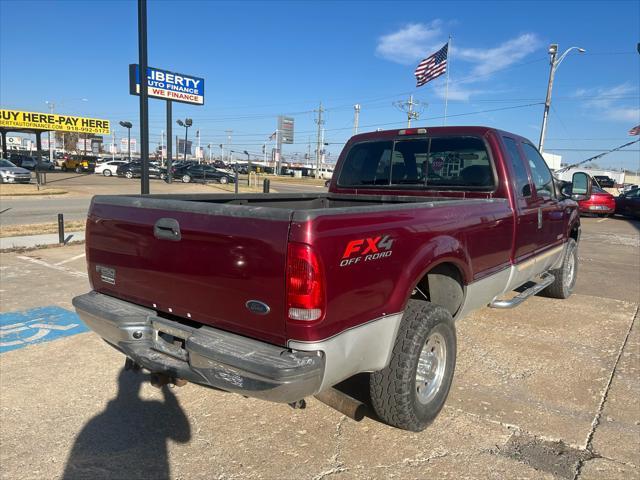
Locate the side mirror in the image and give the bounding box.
[570,172,592,201]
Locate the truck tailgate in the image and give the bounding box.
[86,196,291,345]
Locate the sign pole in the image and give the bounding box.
[166,100,173,183]
[138,0,150,195]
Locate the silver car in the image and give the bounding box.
[0,159,32,184]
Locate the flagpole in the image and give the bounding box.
[443,35,452,126]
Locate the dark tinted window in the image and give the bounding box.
[503,137,531,197]
[338,141,392,186]
[339,136,493,188]
[521,143,555,198]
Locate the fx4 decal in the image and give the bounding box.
[340,235,394,267]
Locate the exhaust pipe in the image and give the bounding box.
[314,387,366,421]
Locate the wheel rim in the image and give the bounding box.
[104,170,111,176]
[415,331,447,404]
[565,247,576,289]
[220,177,228,184]
[182,175,190,183]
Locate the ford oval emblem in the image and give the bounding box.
[245,300,270,315]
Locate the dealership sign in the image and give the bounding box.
[129,65,205,105]
[0,109,110,134]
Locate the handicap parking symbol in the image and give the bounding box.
[0,306,89,354]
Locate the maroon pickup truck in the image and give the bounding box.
[73,126,592,431]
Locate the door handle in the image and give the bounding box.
[154,218,181,241]
[537,208,543,230]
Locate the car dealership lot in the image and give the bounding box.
[0,217,638,480]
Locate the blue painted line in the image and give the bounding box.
[0,306,89,354]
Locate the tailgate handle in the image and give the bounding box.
[154,218,181,241]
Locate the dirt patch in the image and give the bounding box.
[0,184,67,196]
[0,220,85,238]
[499,431,593,479]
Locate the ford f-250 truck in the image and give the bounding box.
[73,126,592,432]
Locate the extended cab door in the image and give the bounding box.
[502,136,539,264]
[520,142,565,254]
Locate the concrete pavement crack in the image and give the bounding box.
[572,304,638,480]
[312,415,348,480]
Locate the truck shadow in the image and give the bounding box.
[62,368,191,480]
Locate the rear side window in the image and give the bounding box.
[521,143,555,198]
[338,136,493,189]
[503,137,531,197]
[337,141,392,186]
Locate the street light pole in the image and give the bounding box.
[119,121,133,161]
[538,44,585,152]
[176,118,192,162]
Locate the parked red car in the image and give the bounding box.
[578,186,616,216]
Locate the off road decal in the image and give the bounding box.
[340,235,394,267]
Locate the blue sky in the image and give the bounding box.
[1,0,639,169]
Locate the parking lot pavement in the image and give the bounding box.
[0,218,638,479]
[0,172,323,226]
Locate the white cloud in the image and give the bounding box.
[575,83,639,122]
[376,21,444,65]
[456,33,541,77]
[432,83,486,101]
[603,107,640,122]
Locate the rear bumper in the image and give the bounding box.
[73,292,325,403]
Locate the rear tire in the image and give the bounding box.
[103,169,112,177]
[370,300,456,432]
[541,238,578,299]
[219,176,228,184]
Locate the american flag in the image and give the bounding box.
[415,42,448,87]
[629,125,640,136]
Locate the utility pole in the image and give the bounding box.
[46,101,55,162]
[353,104,360,135]
[160,130,164,165]
[196,129,201,163]
[315,102,324,178]
[394,95,422,127]
[111,131,116,161]
[538,44,585,152]
[225,130,233,164]
[407,95,416,127]
[539,45,558,153]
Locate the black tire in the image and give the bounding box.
[219,176,228,184]
[541,238,578,299]
[75,166,83,173]
[370,300,456,432]
[182,175,191,183]
[61,165,67,172]
[103,169,112,177]
[125,171,133,179]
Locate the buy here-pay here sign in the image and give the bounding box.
[0,109,110,134]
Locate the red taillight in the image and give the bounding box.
[286,242,325,322]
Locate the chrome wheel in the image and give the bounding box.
[416,331,447,404]
[103,170,112,176]
[182,175,191,183]
[565,248,576,288]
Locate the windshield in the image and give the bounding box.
[338,136,494,189]
[0,160,17,168]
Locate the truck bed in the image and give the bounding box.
[86,193,510,346]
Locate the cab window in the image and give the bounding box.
[521,143,555,199]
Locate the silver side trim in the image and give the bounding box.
[456,242,567,320]
[288,312,404,391]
